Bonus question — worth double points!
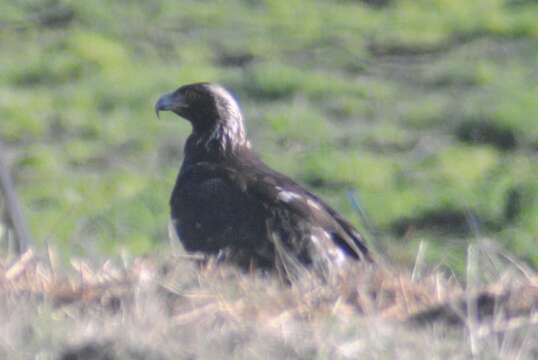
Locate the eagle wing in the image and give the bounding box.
[172,161,372,270]
[247,164,372,264]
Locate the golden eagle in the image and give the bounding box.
[155,83,372,276]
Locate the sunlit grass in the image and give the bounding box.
[0,0,537,272]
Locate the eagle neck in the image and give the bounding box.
[184,115,251,164]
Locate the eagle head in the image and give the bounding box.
[157,82,245,134]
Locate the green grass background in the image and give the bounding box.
[1,0,537,273]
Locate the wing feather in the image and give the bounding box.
[244,163,372,262]
[174,161,372,265]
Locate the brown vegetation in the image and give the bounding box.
[1,247,536,358]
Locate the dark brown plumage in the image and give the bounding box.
[155,82,372,275]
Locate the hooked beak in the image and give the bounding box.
[154,92,186,119]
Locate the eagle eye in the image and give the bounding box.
[183,89,199,102]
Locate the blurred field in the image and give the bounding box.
[0,3,538,356]
[1,0,538,271]
[0,0,538,360]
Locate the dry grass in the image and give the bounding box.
[0,245,537,359]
